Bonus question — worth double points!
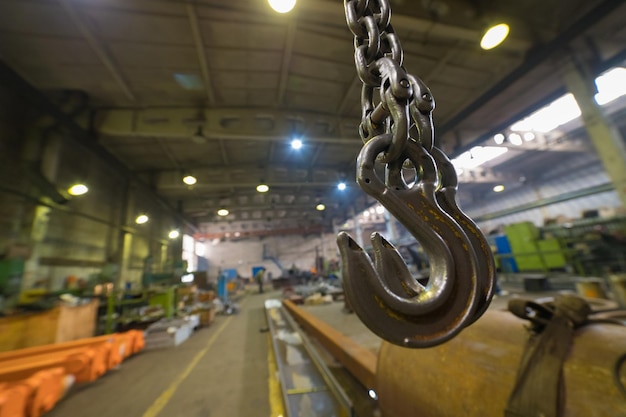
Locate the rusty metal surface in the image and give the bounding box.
[377,310,626,417]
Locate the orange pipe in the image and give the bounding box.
[0,346,108,383]
[13,368,66,417]
[0,382,30,417]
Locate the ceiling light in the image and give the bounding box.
[337,182,347,191]
[191,126,207,144]
[523,132,536,141]
[68,183,88,196]
[256,184,269,193]
[291,138,303,150]
[493,133,505,145]
[268,0,296,13]
[217,209,229,216]
[368,389,378,400]
[508,133,523,146]
[183,175,197,185]
[168,230,180,239]
[316,203,326,211]
[135,214,149,224]
[375,205,385,214]
[493,185,505,193]
[363,210,370,217]
[480,23,510,50]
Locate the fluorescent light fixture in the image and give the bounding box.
[217,209,229,216]
[268,0,296,13]
[375,205,385,214]
[168,230,180,239]
[595,67,626,105]
[493,184,505,193]
[135,214,149,224]
[256,184,269,193]
[181,273,194,283]
[451,146,508,170]
[316,203,325,211]
[337,182,347,191]
[523,132,535,141]
[363,210,370,217]
[291,138,303,150]
[480,23,509,50]
[508,133,523,146]
[493,133,505,144]
[183,175,197,185]
[510,93,581,133]
[67,183,88,196]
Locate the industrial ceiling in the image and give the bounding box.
[0,0,624,238]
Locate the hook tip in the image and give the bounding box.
[337,231,363,251]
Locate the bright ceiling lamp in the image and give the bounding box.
[256,184,269,193]
[493,133,505,145]
[316,203,326,211]
[493,185,505,193]
[168,230,180,239]
[135,214,149,224]
[68,183,88,196]
[480,23,509,50]
[508,133,523,146]
[291,138,303,150]
[337,182,347,191]
[182,175,197,185]
[217,208,229,216]
[268,0,296,13]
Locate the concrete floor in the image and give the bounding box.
[44,276,609,417]
[47,290,276,417]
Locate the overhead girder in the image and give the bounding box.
[95,107,362,145]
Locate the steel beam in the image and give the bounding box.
[58,0,135,102]
[187,3,216,106]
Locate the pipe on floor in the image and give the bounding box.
[377,310,626,417]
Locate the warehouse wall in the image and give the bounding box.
[203,232,339,280]
[466,153,623,233]
[0,86,186,292]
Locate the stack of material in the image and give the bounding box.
[0,330,144,417]
[144,315,198,350]
[194,291,216,327]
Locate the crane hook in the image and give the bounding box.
[337,134,481,348]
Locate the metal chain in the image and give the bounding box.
[339,0,496,347]
[344,0,435,162]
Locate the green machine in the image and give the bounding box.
[504,222,568,271]
[0,258,24,298]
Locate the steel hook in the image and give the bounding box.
[337,134,480,348]
[430,147,496,322]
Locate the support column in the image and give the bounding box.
[115,181,133,289]
[563,61,626,206]
[21,132,61,290]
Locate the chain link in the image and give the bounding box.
[344,0,435,161]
